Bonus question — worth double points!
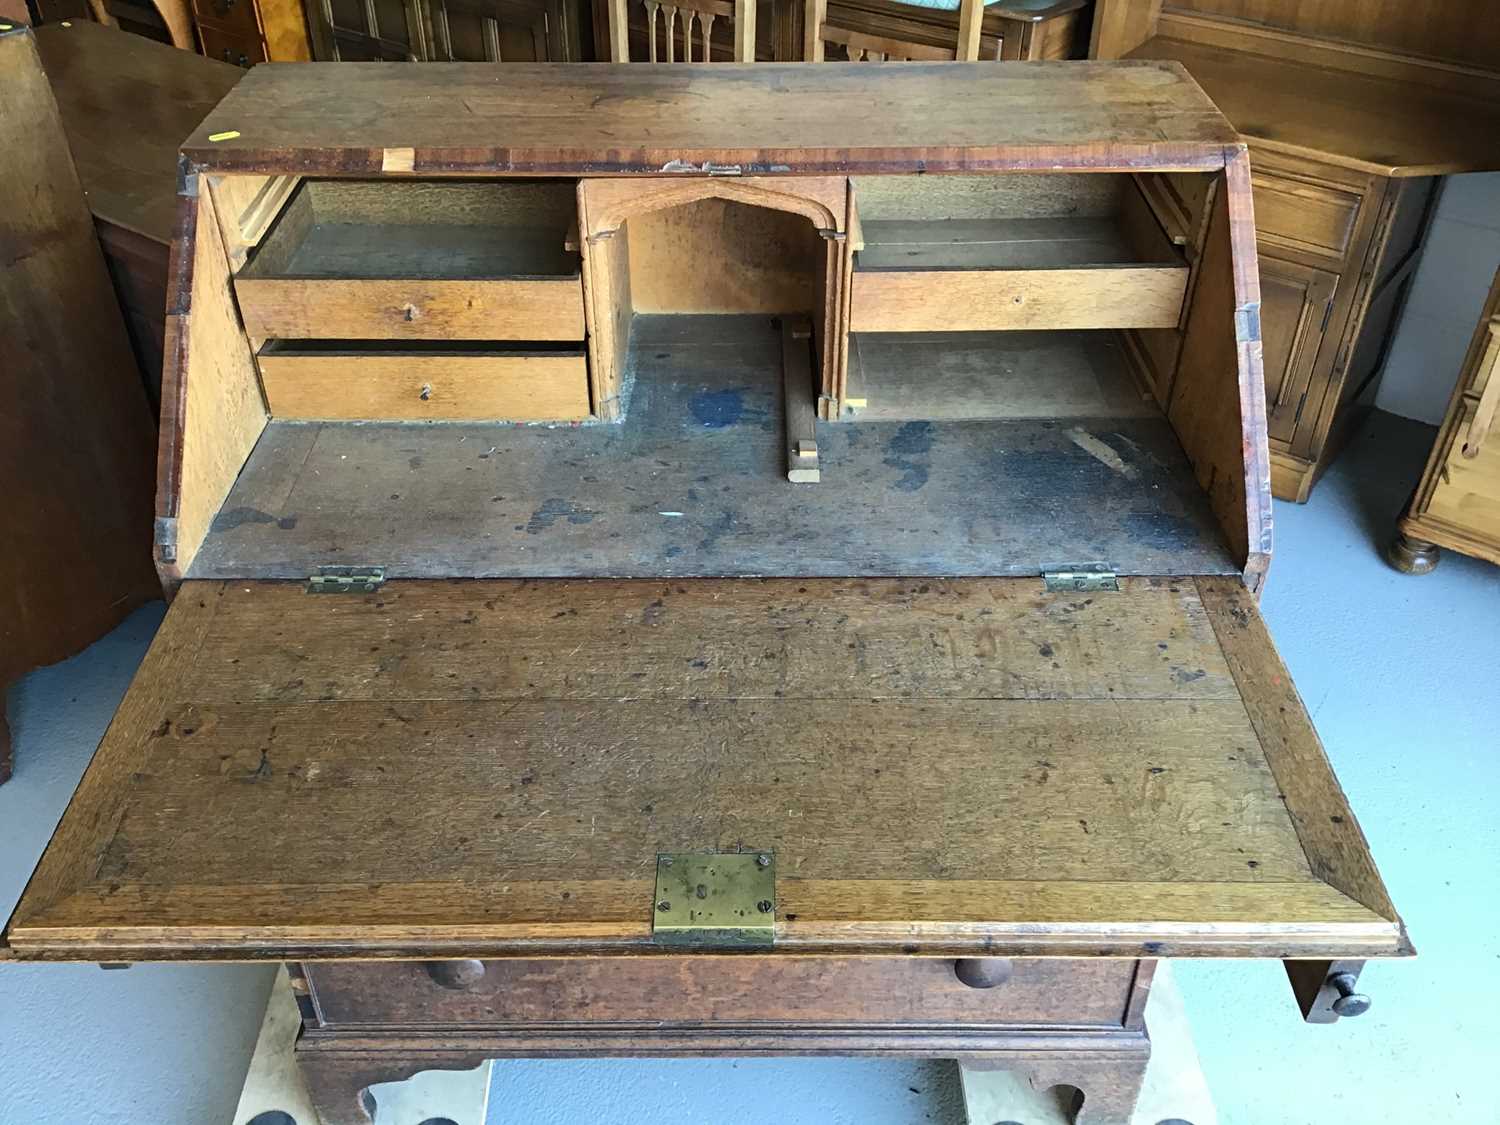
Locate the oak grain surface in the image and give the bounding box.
[4,575,1404,959]
[180,61,1241,175]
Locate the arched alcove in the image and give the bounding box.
[580,176,847,421]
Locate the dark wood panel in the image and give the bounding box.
[34,22,242,247]
[0,29,159,781]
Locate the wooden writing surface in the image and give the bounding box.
[3,577,1404,961]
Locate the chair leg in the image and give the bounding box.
[152,0,197,49]
[956,0,983,61]
[609,0,630,61]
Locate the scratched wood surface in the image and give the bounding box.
[178,61,1241,176]
[188,315,1238,580]
[1,575,1404,960]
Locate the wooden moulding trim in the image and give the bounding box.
[1195,576,1406,941]
[153,182,201,586]
[178,146,1235,180]
[1222,146,1273,592]
[9,877,1405,961]
[294,1027,1152,1060]
[582,176,846,240]
[0,594,224,953]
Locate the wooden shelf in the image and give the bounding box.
[846,330,1157,422]
[850,179,1189,333]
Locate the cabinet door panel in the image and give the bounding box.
[313,0,424,58]
[1259,255,1339,445]
[430,0,559,60]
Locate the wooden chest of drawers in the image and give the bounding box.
[2,62,1405,1125]
[1392,265,1500,573]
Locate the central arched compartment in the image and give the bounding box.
[579,176,847,442]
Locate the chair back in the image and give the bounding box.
[609,0,756,61]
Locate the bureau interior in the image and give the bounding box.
[174,169,1245,583]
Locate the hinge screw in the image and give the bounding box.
[657,900,671,912]
[756,853,771,867]
[756,900,773,913]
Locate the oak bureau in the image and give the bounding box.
[1,63,1409,1124]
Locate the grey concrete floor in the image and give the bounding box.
[2,409,1496,1125]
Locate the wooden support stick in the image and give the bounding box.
[782,318,820,483]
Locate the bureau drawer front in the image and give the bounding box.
[1251,171,1362,262]
[256,346,593,421]
[235,277,587,341]
[850,266,1187,333]
[304,957,1138,1029]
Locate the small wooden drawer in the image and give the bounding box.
[1251,170,1362,263]
[235,179,586,341]
[302,957,1141,1029]
[197,23,265,67]
[256,342,593,421]
[236,276,586,340]
[192,0,261,40]
[848,176,1189,333]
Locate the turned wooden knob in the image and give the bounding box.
[954,957,1013,989]
[1328,972,1371,1017]
[425,959,486,990]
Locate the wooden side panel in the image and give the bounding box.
[257,0,314,59]
[257,352,593,422]
[207,174,302,271]
[1166,151,1272,590]
[156,180,269,582]
[1088,0,1160,59]
[579,200,634,422]
[0,29,159,777]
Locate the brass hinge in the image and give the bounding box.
[1042,565,1119,593]
[306,566,385,594]
[652,851,775,948]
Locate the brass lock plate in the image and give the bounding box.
[652,852,775,948]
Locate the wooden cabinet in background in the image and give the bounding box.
[1257,255,1338,447]
[0,27,160,781]
[34,21,242,408]
[1094,3,1500,501]
[309,0,581,59]
[191,0,311,64]
[1392,266,1500,573]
